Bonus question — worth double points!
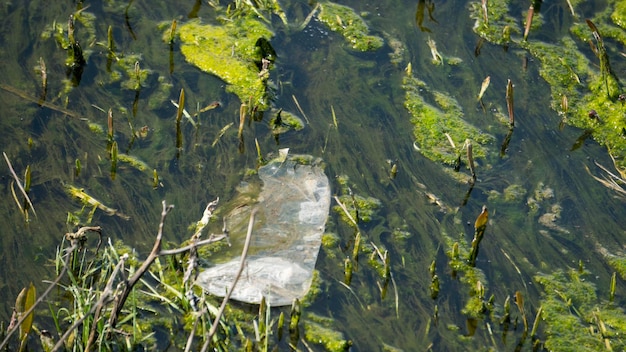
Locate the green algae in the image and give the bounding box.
[519,37,590,108]
[117,153,150,172]
[175,18,274,111]
[115,55,152,91]
[317,1,384,52]
[502,184,527,202]
[333,175,381,223]
[441,228,491,320]
[321,232,340,249]
[402,70,495,166]
[469,0,519,46]
[40,10,97,60]
[475,0,626,176]
[535,268,626,350]
[304,313,351,351]
[608,256,626,279]
[269,109,305,134]
[523,34,626,175]
[613,2,626,28]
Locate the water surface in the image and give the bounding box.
[1,0,625,350]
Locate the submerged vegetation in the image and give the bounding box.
[403,67,495,167]
[316,1,384,52]
[175,18,275,112]
[1,0,626,350]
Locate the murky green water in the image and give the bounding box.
[1,0,625,350]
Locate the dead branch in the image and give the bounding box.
[107,201,174,335]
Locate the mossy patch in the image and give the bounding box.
[469,0,518,45]
[333,175,381,223]
[535,268,626,350]
[269,109,305,134]
[402,71,495,165]
[503,184,527,202]
[523,35,626,175]
[317,1,384,51]
[479,0,626,176]
[613,1,626,28]
[304,313,351,351]
[176,18,274,111]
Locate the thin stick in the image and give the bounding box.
[391,273,399,319]
[159,235,228,256]
[297,3,320,31]
[201,208,257,352]
[292,95,310,124]
[333,196,358,227]
[500,248,528,291]
[0,84,82,119]
[3,152,37,217]
[184,309,202,352]
[565,0,576,17]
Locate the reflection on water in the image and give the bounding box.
[1,0,625,350]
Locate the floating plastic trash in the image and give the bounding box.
[196,151,331,306]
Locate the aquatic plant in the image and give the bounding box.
[316,1,384,52]
[402,67,495,166]
[535,268,626,350]
[1,202,316,351]
[175,18,274,112]
[473,0,626,175]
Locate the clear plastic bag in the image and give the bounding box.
[196,153,330,306]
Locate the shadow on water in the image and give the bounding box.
[1,0,625,350]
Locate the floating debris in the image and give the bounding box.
[196,154,330,306]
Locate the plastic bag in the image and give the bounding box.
[195,153,330,306]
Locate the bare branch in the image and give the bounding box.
[107,201,174,333]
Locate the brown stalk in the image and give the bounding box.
[506,79,514,127]
[467,141,477,181]
[38,57,47,105]
[238,103,246,140]
[107,108,114,140]
[523,5,534,41]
